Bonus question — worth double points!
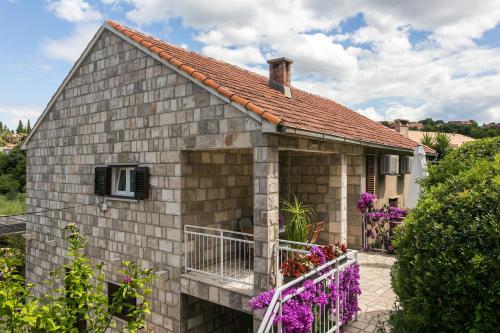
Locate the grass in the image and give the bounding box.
[0,193,26,216]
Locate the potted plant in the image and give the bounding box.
[281,195,314,243]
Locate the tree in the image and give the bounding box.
[26,120,32,134]
[389,138,500,332]
[0,146,26,192]
[0,174,20,195]
[16,121,24,134]
[419,132,451,160]
[0,224,153,332]
[422,137,500,188]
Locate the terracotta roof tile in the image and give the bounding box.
[105,20,434,153]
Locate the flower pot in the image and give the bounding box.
[283,276,296,284]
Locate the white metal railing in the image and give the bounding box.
[276,239,314,287]
[184,225,254,286]
[259,250,359,333]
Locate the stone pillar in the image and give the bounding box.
[347,154,363,247]
[252,139,279,331]
[328,153,347,244]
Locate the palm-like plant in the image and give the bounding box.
[434,132,452,159]
[420,132,452,160]
[281,195,314,243]
[420,133,434,147]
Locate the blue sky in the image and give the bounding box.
[0,0,499,129]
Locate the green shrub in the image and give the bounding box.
[0,174,20,195]
[390,153,500,332]
[422,136,500,189]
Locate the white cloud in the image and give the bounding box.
[41,23,100,62]
[0,106,42,130]
[93,0,500,122]
[43,1,103,62]
[47,0,103,23]
[201,46,265,67]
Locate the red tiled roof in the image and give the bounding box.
[106,20,434,153]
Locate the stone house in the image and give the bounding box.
[22,20,433,332]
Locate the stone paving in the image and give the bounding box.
[344,251,396,333]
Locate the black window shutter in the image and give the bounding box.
[133,167,149,200]
[94,167,111,195]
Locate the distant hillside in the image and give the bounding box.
[380,119,500,139]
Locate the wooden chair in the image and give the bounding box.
[307,221,325,244]
[240,225,254,241]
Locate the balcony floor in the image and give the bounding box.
[182,258,254,296]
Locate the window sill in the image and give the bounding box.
[104,196,138,203]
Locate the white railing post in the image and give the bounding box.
[335,257,340,333]
[220,229,224,280]
[184,225,188,272]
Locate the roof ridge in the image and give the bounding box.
[106,20,281,125]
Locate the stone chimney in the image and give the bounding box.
[267,57,293,98]
[394,119,409,137]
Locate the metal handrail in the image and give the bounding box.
[258,250,358,333]
[184,224,255,286]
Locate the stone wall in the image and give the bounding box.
[181,295,252,333]
[347,154,363,247]
[24,29,262,333]
[182,149,253,229]
[279,151,330,243]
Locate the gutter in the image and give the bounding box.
[277,124,437,155]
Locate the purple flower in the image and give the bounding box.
[357,192,377,213]
[249,289,275,310]
[123,275,133,284]
[250,263,362,331]
[279,213,285,226]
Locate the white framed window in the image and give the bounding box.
[111,167,135,197]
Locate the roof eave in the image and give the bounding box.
[281,125,436,154]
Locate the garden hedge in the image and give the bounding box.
[390,139,500,332]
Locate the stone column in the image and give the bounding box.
[347,154,363,247]
[252,138,279,331]
[328,152,347,244]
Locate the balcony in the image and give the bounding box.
[182,224,357,288]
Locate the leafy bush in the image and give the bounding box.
[390,150,500,332]
[422,136,500,189]
[0,145,26,192]
[0,174,20,195]
[0,224,153,332]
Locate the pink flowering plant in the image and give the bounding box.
[250,264,361,333]
[358,193,407,253]
[0,223,154,333]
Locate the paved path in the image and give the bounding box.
[344,252,396,333]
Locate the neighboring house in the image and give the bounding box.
[408,130,474,148]
[394,118,475,149]
[22,21,433,332]
[1,144,15,154]
[448,120,473,126]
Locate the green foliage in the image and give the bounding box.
[0,174,21,195]
[420,132,433,147]
[0,224,154,332]
[389,149,500,332]
[419,132,451,160]
[282,195,314,243]
[0,194,25,215]
[0,145,26,192]
[422,136,500,189]
[415,118,500,138]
